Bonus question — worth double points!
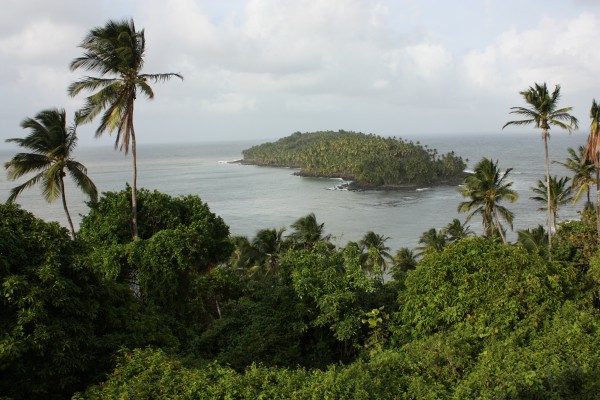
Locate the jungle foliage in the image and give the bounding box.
[3,190,600,399]
[242,130,467,187]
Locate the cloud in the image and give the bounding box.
[2,1,600,145]
[464,12,600,92]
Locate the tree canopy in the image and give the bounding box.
[242,130,467,188]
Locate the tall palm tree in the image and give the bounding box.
[503,82,578,249]
[68,19,183,238]
[458,157,518,244]
[4,108,98,239]
[530,176,573,233]
[583,99,600,240]
[554,146,595,209]
[289,213,330,248]
[358,231,392,273]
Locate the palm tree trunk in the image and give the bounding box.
[544,132,552,251]
[587,185,591,208]
[130,114,138,239]
[131,137,138,238]
[493,206,507,244]
[60,175,76,239]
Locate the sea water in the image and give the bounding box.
[0,132,586,251]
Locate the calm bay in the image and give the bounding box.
[0,132,586,251]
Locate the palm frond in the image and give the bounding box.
[68,77,117,97]
[6,172,46,203]
[67,162,99,202]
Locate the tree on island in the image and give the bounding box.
[584,99,600,241]
[503,83,578,250]
[458,157,518,244]
[4,108,97,239]
[68,18,183,238]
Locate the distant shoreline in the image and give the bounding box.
[235,159,470,191]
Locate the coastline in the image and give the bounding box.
[236,159,471,191]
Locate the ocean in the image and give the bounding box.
[0,131,587,251]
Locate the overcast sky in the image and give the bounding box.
[2,0,600,147]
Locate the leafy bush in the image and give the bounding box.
[0,204,107,399]
[395,237,573,341]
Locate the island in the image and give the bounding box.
[241,130,468,189]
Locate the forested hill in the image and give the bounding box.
[241,130,467,188]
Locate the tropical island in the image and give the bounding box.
[241,130,467,189]
[3,16,600,400]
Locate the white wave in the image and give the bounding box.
[416,187,431,192]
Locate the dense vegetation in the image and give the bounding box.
[3,15,600,399]
[242,130,467,188]
[2,184,600,398]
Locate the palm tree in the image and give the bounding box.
[530,176,573,233]
[458,157,518,244]
[229,236,259,271]
[391,248,418,279]
[517,225,548,257]
[554,146,595,209]
[251,227,287,277]
[503,82,578,249]
[358,231,392,273]
[68,19,183,238]
[4,108,98,239]
[417,228,447,255]
[443,218,473,242]
[583,99,600,240]
[289,213,330,248]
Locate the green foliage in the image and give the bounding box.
[554,146,596,208]
[70,226,600,399]
[284,244,375,342]
[242,130,466,187]
[396,237,571,340]
[73,348,241,400]
[79,188,233,346]
[196,281,310,369]
[553,218,598,268]
[417,227,447,255]
[4,108,98,238]
[288,212,330,248]
[517,224,549,258]
[454,301,600,399]
[531,175,573,230]
[358,231,392,276]
[0,204,106,399]
[458,157,518,243]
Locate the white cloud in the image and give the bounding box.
[403,41,454,80]
[2,1,600,145]
[464,12,600,93]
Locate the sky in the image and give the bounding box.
[2,0,600,147]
